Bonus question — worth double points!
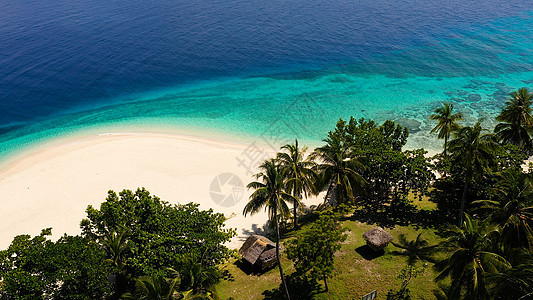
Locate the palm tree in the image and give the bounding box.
[102,228,132,298]
[392,233,435,266]
[489,262,533,300]
[448,120,500,226]
[277,139,317,228]
[435,214,511,299]
[243,158,295,300]
[495,88,533,149]
[430,102,463,156]
[473,169,533,257]
[312,134,366,206]
[102,228,130,270]
[177,254,220,297]
[121,271,180,300]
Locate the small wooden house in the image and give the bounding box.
[239,235,279,270]
[363,227,393,251]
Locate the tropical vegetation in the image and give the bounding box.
[0,188,235,299]
[1,87,533,299]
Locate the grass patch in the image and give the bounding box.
[217,216,443,299]
[410,190,437,211]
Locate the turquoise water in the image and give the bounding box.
[1,0,532,163]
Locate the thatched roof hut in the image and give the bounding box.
[363,227,393,251]
[239,235,280,270]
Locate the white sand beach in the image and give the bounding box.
[0,132,321,249]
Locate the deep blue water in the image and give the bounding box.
[1,0,533,159]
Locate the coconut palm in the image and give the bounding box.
[435,214,511,299]
[430,102,463,156]
[277,139,317,228]
[312,134,366,206]
[495,88,533,149]
[448,120,500,226]
[473,169,533,256]
[102,228,130,270]
[177,254,220,297]
[489,262,533,300]
[243,158,296,300]
[102,228,132,298]
[392,233,435,266]
[121,271,180,300]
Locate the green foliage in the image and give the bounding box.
[285,211,348,291]
[177,254,221,295]
[488,261,533,300]
[244,158,294,299]
[81,188,236,280]
[448,119,500,182]
[430,144,527,223]
[429,102,463,155]
[277,139,317,228]
[312,121,366,206]
[495,87,533,151]
[334,117,433,206]
[435,214,511,299]
[0,229,111,299]
[121,271,181,300]
[447,119,501,225]
[244,159,295,224]
[472,169,533,258]
[313,117,432,210]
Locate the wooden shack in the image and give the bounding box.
[239,235,280,270]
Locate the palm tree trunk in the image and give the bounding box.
[276,217,291,300]
[292,188,299,229]
[293,202,298,228]
[459,172,471,226]
[443,136,448,178]
[324,182,333,203]
[323,274,329,292]
[444,135,448,157]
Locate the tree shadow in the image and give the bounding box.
[348,203,445,230]
[221,269,234,282]
[355,245,384,260]
[262,274,323,300]
[240,224,271,241]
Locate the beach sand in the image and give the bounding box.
[0,132,322,249]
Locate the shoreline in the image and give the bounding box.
[0,126,440,250]
[0,131,267,249]
[0,130,327,250]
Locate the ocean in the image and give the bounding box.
[1,0,532,161]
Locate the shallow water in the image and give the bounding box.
[1,0,532,160]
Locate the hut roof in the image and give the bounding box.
[363,227,393,248]
[239,235,276,265]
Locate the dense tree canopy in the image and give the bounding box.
[322,117,433,206]
[0,229,111,299]
[1,188,236,299]
[81,188,236,278]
